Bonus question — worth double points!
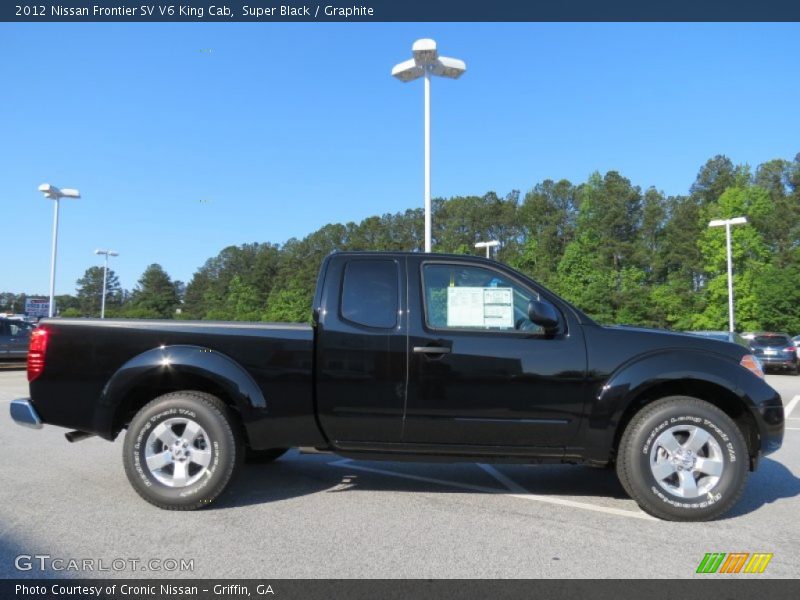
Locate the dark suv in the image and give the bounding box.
[748,333,799,375]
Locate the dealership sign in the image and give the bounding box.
[25,298,49,317]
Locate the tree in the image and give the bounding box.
[690,155,738,206]
[127,264,180,318]
[226,276,262,320]
[512,179,577,285]
[76,266,122,317]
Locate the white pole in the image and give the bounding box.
[726,222,734,332]
[100,253,109,319]
[485,246,490,259]
[423,67,432,253]
[48,198,60,318]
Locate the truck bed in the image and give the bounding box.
[29,318,322,447]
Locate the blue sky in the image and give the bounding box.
[1,23,798,295]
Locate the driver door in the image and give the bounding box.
[403,260,587,449]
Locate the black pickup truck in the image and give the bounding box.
[11,252,784,520]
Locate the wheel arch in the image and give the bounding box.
[611,379,759,466]
[584,350,762,467]
[94,345,265,443]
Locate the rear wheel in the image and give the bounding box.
[616,396,749,521]
[123,391,243,510]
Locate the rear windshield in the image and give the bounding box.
[752,335,791,346]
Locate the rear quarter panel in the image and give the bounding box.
[29,319,323,448]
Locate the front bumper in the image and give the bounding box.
[10,398,43,429]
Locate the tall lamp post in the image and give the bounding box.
[94,249,119,319]
[38,184,81,317]
[708,216,748,332]
[475,240,500,259]
[392,39,466,253]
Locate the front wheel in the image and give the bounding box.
[123,391,243,510]
[616,396,749,521]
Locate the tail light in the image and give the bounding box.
[739,354,764,379]
[27,327,48,382]
[785,347,796,353]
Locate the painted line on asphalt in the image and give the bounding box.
[476,463,529,493]
[477,463,656,521]
[786,427,800,431]
[330,459,654,521]
[330,459,507,494]
[784,395,800,419]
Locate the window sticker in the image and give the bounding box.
[446,287,514,328]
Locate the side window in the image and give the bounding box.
[0,321,8,336]
[341,260,399,329]
[423,263,545,333]
[9,322,31,337]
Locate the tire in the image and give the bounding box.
[123,391,243,510]
[616,396,749,521]
[245,447,289,463]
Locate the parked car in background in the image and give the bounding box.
[0,317,34,359]
[792,335,800,360]
[683,331,750,349]
[748,333,799,375]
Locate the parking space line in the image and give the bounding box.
[476,463,530,493]
[330,459,655,521]
[330,459,505,494]
[785,395,800,418]
[478,463,656,520]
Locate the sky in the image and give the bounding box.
[1,22,798,295]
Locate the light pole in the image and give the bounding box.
[94,249,119,319]
[392,39,466,253]
[38,184,81,317]
[474,240,500,259]
[708,216,748,332]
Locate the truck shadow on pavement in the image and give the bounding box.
[217,452,630,509]
[217,452,800,519]
[725,457,800,518]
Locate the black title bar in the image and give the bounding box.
[5,579,800,600]
[3,1,800,22]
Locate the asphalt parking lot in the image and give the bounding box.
[0,369,798,579]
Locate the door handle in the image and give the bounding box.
[413,346,451,354]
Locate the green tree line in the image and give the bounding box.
[3,154,799,332]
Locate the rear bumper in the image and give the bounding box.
[10,398,43,429]
[757,356,797,368]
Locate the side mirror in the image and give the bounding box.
[527,300,559,332]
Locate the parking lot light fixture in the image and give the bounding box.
[474,240,500,259]
[708,216,748,332]
[392,38,466,253]
[38,184,81,318]
[94,249,119,319]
